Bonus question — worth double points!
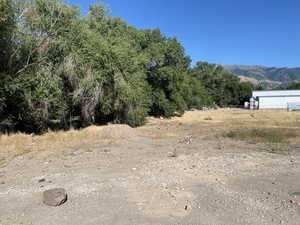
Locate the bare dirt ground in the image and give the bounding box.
[1,109,300,225]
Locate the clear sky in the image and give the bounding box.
[67,0,300,68]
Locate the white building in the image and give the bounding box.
[251,90,300,110]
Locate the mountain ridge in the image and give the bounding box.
[222,64,300,88]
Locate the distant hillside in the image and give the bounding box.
[222,65,300,88]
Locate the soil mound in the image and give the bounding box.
[99,124,140,139]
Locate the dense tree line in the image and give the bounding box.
[0,0,254,133]
[286,82,300,90]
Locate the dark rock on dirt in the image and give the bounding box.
[43,188,67,207]
[167,151,177,158]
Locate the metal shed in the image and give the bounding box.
[252,90,300,110]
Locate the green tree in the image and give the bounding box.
[0,0,15,132]
[0,0,255,134]
[182,74,212,108]
[286,82,300,90]
[141,30,192,116]
[191,62,254,106]
[239,82,255,105]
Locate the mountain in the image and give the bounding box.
[222,64,300,88]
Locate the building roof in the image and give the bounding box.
[252,90,300,98]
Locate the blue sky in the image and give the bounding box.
[67,0,300,68]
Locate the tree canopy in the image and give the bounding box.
[286,82,300,90]
[0,0,255,133]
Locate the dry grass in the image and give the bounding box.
[0,124,142,166]
[1,109,300,165]
[0,126,104,165]
[146,109,300,145]
[224,128,298,143]
[170,109,300,129]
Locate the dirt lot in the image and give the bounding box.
[0,109,300,225]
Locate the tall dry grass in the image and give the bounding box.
[0,126,104,165]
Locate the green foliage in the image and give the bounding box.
[142,33,194,116]
[0,0,14,73]
[182,75,213,108]
[192,62,255,106]
[7,65,66,133]
[239,82,255,103]
[0,73,6,113]
[0,0,251,134]
[286,82,300,90]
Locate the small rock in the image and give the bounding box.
[64,164,72,168]
[43,188,67,207]
[167,151,177,158]
[103,149,110,153]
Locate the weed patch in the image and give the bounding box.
[224,128,297,144]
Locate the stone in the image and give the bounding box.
[43,188,67,207]
[167,149,177,158]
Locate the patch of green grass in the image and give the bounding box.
[224,128,297,143]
